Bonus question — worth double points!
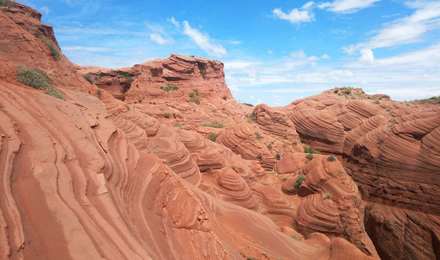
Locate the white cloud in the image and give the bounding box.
[319,0,380,13]
[226,43,440,103]
[273,2,315,24]
[359,48,375,63]
[182,21,227,56]
[346,1,440,53]
[149,33,171,45]
[169,17,180,28]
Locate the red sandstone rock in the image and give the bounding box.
[3,3,440,260]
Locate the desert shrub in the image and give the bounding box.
[46,87,64,100]
[0,0,12,7]
[207,132,217,142]
[116,71,132,79]
[304,146,314,154]
[160,83,178,92]
[174,123,183,128]
[17,67,51,89]
[255,132,262,140]
[41,37,60,61]
[275,152,281,160]
[327,155,337,162]
[17,67,64,100]
[197,62,207,78]
[163,112,172,119]
[246,112,257,122]
[323,192,332,200]
[202,121,224,128]
[294,175,305,190]
[267,143,273,150]
[189,89,200,104]
[306,153,314,160]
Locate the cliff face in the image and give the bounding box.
[0,2,439,260]
[284,88,440,259]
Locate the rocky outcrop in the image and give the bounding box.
[1,3,428,260]
[286,88,440,259]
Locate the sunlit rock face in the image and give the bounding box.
[1,2,439,260]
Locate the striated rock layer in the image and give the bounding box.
[286,88,440,259]
[0,3,379,259]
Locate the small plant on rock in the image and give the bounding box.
[16,66,64,100]
[17,67,51,89]
[246,112,257,122]
[160,83,179,92]
[202,121,224,128]
[46,86,64,99]
[306,153,314,160]
[267,143,273,150]
[304,145,314,154]
[163,112,172,119]
[41,37,60,61]
[207,132,217,142]
[255,132,262,140]
[188,89,200,104]
[0,0,12,7]
[323,192,332,200]
[294,175,305,190]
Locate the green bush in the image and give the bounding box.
[202,121,224,128]
[116,71,133,79]
[17,67,64,100]
[207,132,217,142]
[41,37,60,61]
[46,87,64,100]
[17,67,51,89]
[160,83,178,92]
[306,153,314,160]
[267,143,273,150]
[163,112,172,119]
[247,112,257,122]
[189,89,200,104]
[304,146,314,154]
[0,0,12,7]
[294,175,305,190]
[255,132,262,140]
[323,192,332,200]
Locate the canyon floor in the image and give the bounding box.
[0,2,439,260]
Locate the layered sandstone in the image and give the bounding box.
[3,2,439,260]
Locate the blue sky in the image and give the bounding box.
[21,0,440,105]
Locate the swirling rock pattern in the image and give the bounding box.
[0,4,383,260]
[287,88,440,259]
[217,123,276,170]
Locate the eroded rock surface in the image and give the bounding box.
[1,2,439,260]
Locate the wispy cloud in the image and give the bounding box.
[226,44,440,103]
[146,23,173,45]
[149,33,171,45]
[345,1,440,54]
[181,21,227,56]
[319,0,380,13]
[273,2,315,24]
